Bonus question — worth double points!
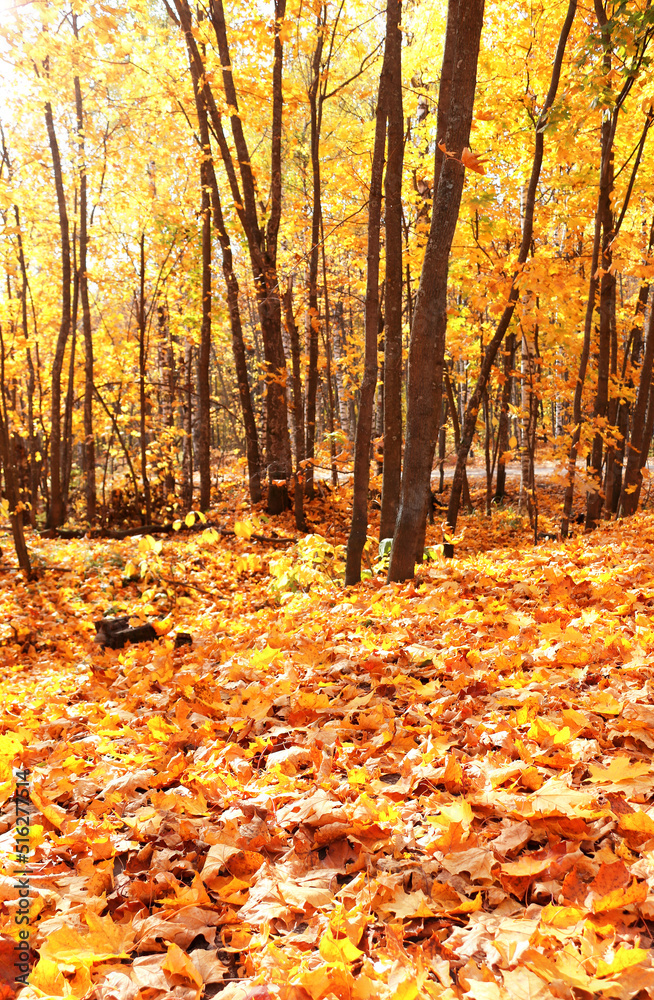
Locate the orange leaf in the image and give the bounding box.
[461,146,487,174]
[162,942,203,987]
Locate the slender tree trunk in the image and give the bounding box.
[345,19,390,585]
[602,280,620,514]
[44,100,71,528]
[494,331,515,502]
[444,0,576,544]
[62,272,77,507]
[320,220,338,486]
[181,344,193,507]
[379,0,404,540]
[15,212,38,524]
[332,300,350,436]
[73,18,96,523]
[610,224,654,511]
[519,324,539,525]
[284,282,307,530]
[305,9,326,499]
[171,0,290,511]
[561,213,602,537]
[389,0,486,580]
[0,325,31,577]
[137,233,152,524]
[438,396,448,494]
[213,186,262,504]
[585,113,615,530]
[210,0,291,512]
[619,289,654,515]
[563,4,650,534]
[444,366,472,511]
[173,0,262,504]
[198,159,212,510]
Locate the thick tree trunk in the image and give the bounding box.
[388,0,485,581]
[44,100,71,528]
[379,0,404,541]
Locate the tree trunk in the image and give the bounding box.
[172,0,262,504]
[318,217,338,486]
[609,222,654,511]
[388,0,485,581]
[213,183,262,504]
[208,0,291,513]
[494,331,515,503]
[198,158,212,510]
[562,3,650,535]
[0,326,31,577]
[585,110,615,530]
[304,8,326,499]
[332,300,351,437]
[444,0,576,544]
[444,366,472,511]
[72,17,96,524]
[181,344,194,508]
[284,281,307,530]
[137,233,152,524]
[44,100,71,528]
[345,16,390,585]
[519,324,539,525]
[379,0,404,540]
[619,288,654,516]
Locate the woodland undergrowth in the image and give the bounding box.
[2,478,654,1000]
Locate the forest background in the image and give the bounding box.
[3,0,654,579]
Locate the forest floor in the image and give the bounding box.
[2,472,654,1000]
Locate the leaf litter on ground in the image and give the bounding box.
[2,482,654,999]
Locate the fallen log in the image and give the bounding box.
[41,521,295,544]
[94,617,192,650]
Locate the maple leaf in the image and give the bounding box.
[461,146,487,174]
